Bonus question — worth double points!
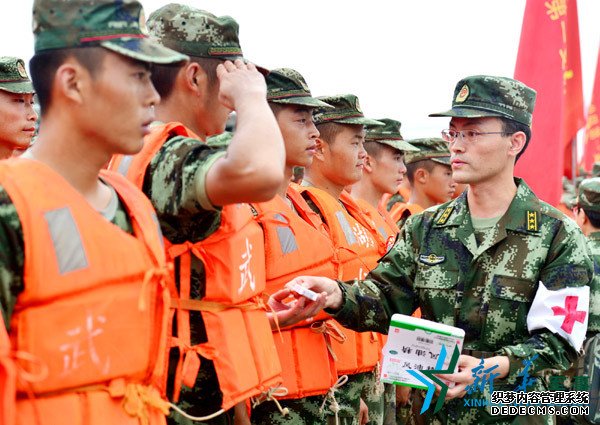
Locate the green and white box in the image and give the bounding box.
[380,313,465,389]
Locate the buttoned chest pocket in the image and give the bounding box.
[413,266,459,325]
[482,275,536,349]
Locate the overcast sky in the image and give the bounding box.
[3,1,599,140]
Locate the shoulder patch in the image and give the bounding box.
[526,210,539,232]
[418,253,445,265]
[436,206,454,225]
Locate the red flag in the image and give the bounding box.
[514,0,585,206]
[582,48,600,171]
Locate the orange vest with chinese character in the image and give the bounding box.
[296,184,382,375]
[353,197,399,256]
[252,186,341,399]
[1,159,171,425]
[109,122,282,411]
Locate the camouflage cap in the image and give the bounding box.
[577,178,600,212]
[404,138,451,165]
[148,4,248,62]
[365,119,418,153]
[266,68,332,109]
[429,75,537,127]
[33,0,187,64]
[0,57,34,94]
[313,94,384,126]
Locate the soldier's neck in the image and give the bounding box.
[155,95,206,141]
[303,170,344,200]
[467,174,517,219]
[351,179,381,209]
[409,188,435,210]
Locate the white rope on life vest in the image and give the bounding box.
[319,374,349,425]
[168,402,225,422]
[251,385,290,417]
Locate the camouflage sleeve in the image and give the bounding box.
[0,186,24,330]
[587,241,600,335]
[144,135,226,216]
[331,214,421,334]
[499,217,594,382]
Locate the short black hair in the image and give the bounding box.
[583,208,600,228]
[405,159,436,184]
[151,56,221,100]
[316,122,345,145]
[29,47,107,114]
[499,116,531,162]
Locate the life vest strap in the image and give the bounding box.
[310,321,347,362]
[169,295,267,313]
[319,375,348,425]
[251,385,290,417]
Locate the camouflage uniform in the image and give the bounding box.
[327,76,594,425]
[578,179,600,334]
[144,5,265,424]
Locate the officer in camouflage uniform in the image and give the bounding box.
[0,57,37,158]
[135,4,286,425]
[283,75,594,425]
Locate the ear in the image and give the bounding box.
[314,138,327,162]
[508,131,527,158]
[415,167,428,184]
[54,60,85,105]
[363,154,374,173]
[183,62,208,96]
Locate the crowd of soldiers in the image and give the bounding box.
[0,1,598,425]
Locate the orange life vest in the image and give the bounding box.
[354,198,399,255]
[389,202,424,224]
[109,122,282,411]
[1,159,171,425]
[251,186,340,399]
[1,319,15,425]
[296,184,381,375]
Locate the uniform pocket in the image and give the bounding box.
[413,266,459,324]
[482,275,536,348]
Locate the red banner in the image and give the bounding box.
[582,48,600,171]
[514,0,585,206]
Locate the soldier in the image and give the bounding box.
[249,67,341,424]
[389,138,455,227]
[0,0,188,424]
[351,118,417,239]
[350,119,417,425]
[573,179,600,337]
[282,75,594,424]
[0,57,37,158]
[107,4,299,425]
[563,178,600,424]
[298,94,386,425]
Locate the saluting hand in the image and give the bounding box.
[216,59,266,111]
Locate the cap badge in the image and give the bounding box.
[17,61,28,79]
[455,84,469,103]
[355,98,363,113]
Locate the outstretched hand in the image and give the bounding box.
[267,287,327,329]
